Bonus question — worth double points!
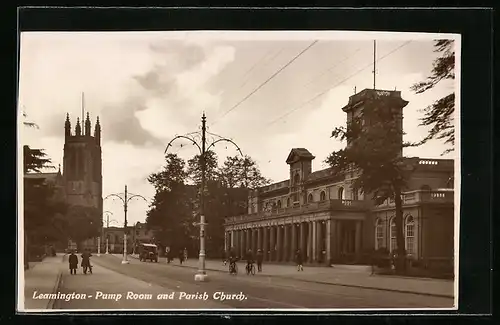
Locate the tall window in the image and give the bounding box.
[405,215,415,256]
[277,200,282,209]
[338,187,344,200]
[320,191,326,201]
[375,218,384,249]
[352,187,359,200]
[390,218,397,252]
[308,193,314,202]
[287,197,291,207]
[294,173,300,184]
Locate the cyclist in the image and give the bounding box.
[228,247,238,274]
[245,249,254,274]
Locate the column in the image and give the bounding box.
[240,230,244,257]
[312,221,317,262]
[283,224,289,261]
[316,221,324,262]
[270,226,276,261]
[224,232,228,252]
[326,220,331,265]
[355,220,362,258]
[245,229,250,254]
[336,221,342,258]
[231,230,235,248]
[299,222,305,253]
[263,227,268,261]
[276,226,282,261]
[307,222,313,262]
[291,223,297,258]
[257,228,262,250]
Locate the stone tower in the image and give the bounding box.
[63,112,103,216]
[341,88,409,158]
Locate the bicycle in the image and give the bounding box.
[246,262,256,275]
[229,261,238,275]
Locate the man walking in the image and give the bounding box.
[295,249,304,271]
[256,249,263,272]
[68,250,78,275]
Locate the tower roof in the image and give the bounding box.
[341,88,408,113]
[286,148,315,164]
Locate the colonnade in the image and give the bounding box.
[224,219,363,264]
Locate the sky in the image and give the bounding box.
[18,31,460,226]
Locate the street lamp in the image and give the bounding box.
[102,211,117,255]
[165,113,242,282]
[104,186,147,264]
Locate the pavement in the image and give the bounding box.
[120,254,454,298]
[22,253,65,311]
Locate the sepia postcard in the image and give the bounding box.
[17,30,461,312]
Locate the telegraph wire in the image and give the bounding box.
[265,41,413,128]
[212,40,319,126]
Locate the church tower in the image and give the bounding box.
[62,112,103,217]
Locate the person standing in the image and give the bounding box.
[178,249,184,264]
[295,249,304,271]
[81,249,92,274]
[256,249,263,272]
[68,250,78,275]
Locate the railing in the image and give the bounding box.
[260,180,290,193]
[225,199,367,224]
[376,190,454,208]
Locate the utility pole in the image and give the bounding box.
[104,186,147,265]
[165,113,243,282]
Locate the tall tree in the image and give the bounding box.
[23,145,54,173]
[65,205,100,248]
[411,39,455,154]
[218,155,271,189]
[326,95,417,273]
[187,150,219,184]
[146,154,195,251]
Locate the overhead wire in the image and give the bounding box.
[211,40,319,126]
[265,40,413,128]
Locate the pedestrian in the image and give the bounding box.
[256,249,263,272]
[68,250,78,275]
[81,249,93,274]
[178,249,184,264]
[183,248,188,261]
[295,249,303,271]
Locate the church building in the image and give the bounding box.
[224,88,455,269]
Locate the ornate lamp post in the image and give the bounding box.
[102,211,117,254]
[165,113,242,282]
[104,186,147,264]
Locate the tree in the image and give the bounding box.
[411,39,455,154]
[23,145,54,173]
[326,95,417,273]
[146,154,195,252]
[218,155,271,189]
[65,205,101,248]
[187,150,219,184]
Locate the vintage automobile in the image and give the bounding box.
[138,243,159,262]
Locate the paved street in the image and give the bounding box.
[45,254,454,310]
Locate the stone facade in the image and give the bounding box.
[224,89,455,266]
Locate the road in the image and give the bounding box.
[53,254,453,310]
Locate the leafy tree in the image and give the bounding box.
[146,154,195,252]
[218,155,271,189]
[411,39,455,154]
[65,205,101,248]
[187,150,219,184]
[326,94,417,273]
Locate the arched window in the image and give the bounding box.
[287,197,291,207]
[421,185,431,191]
[375,218,384,249]
[352,187,359,200]
[294,173,300,185]
[405,215,415,256]
[390,218,397,253]
[277,200,282,209]
[320,191,326,201]
[308,193,314,203]
[338,187,344,200]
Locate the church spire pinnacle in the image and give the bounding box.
[94,116,101,145]
[75,117,81,136]
[85,111,91,136]
[65,113,71,137]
